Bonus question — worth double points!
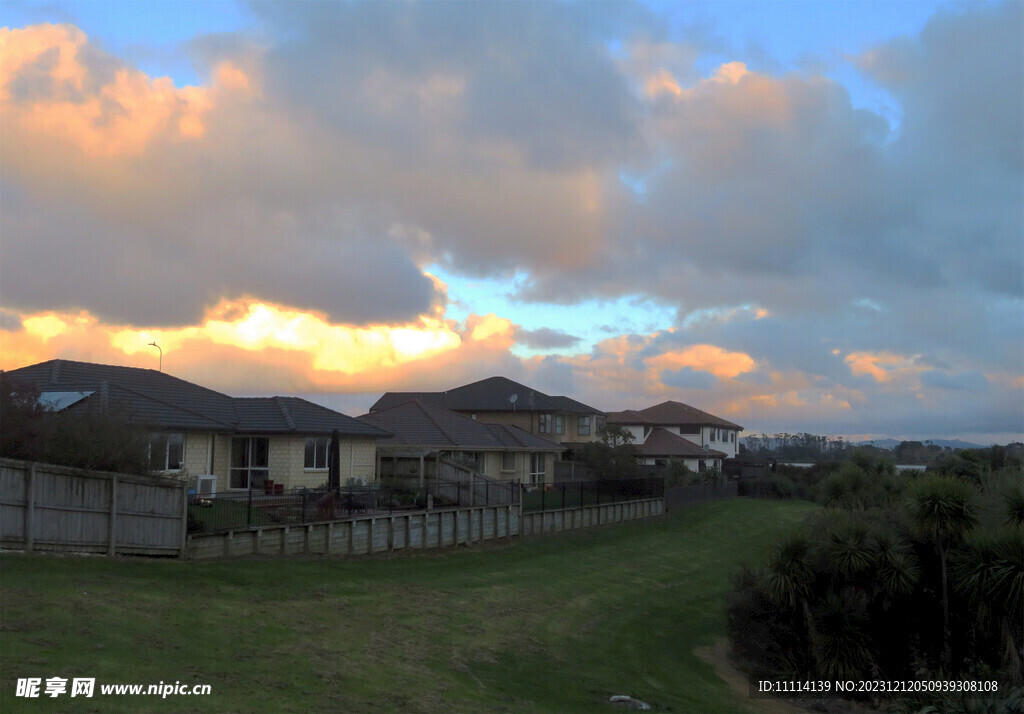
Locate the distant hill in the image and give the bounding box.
[855,438,987,450]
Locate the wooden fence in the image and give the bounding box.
[185,504,520,560]
[0,458,187,556]
[520,498,663,536]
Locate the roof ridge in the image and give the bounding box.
[274,397,297,431]
[416,400,470,446]
[108,382,238,429]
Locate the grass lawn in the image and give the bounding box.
[1,498,817,713]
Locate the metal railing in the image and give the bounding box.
[187,485,422,533]
[520,477,664,513]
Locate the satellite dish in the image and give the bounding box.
[509,393,518,404]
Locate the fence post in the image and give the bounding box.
[561,482,566,510]
[246,485,253,527]
[179,482,189,558]
[24,463,35,553]
[107,475,118,556]
[301,492,308,524]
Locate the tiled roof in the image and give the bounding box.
[370,376,603,415]
[4,359,388,437]
[607,400,742,430]
[639,428,727,459]
[358,399,563,452]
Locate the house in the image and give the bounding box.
[358,399,564,485]
[4,359,391,494]
[370,376,606,449]
[606,401,743,472]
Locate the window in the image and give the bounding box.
[501,452,516,471]
[538,414,552,434]
[596,416,606,431]
[231,437,269,489]
[149,433,184,471]
[709,428,716,442]
[529,452,546,485]
[304,437,329,470]
[679,425,700,435]
[554,415,564,435]
[731,431,736,443]
[578,416,591,436]
[477,452,486,475]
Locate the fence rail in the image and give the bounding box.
[0,458,186,556]
[663,481,738,509]
[521,477,664,513]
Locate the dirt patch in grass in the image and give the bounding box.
[694,638,805,714]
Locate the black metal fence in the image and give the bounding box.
[187,485,423,533]
[521,477,664,513]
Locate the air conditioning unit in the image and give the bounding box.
[193,474,217,497]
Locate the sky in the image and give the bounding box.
[1,0,1021,444]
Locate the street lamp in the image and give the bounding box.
[148,342,162,371]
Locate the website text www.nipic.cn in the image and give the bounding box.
[16,678,212,699]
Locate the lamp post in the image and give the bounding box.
[148,342,162,371]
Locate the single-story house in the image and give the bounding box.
[4,359,391,494]
[358,398,565,485]
[370,376,606,448]
[607,400,743,472]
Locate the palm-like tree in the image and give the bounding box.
[906,475,979,669]
[954,526,1024,682]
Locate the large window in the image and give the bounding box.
[529,452,546,485]
[231,437,269,489]
[578,416,591,436]
[554,415,564,435]
[538,414,552,434]
[304,437,329,470]
[679,425,700,435]
[709,428,716,442]
[149,433,184,471]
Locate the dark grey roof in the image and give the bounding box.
[5,359,388,437]
[358,399,563,452]
[638,428,727,459]
[370,376,603,415]
[234,397,391,437]
[607,400,743,431]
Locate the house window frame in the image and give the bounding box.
[529,452,546,485]
[148,432,184,472]
[709,428,716,442]
[230,436,270,490]
[304,436,330,470]
[538,413,552,434]
[501,451,516,472]
[578,416,591,436]
[554,415,564,435]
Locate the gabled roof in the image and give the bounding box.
[4,359,388,437]
[639,428,727,459]
[370,376,603,415]
[607,400,742,430]
[234,397,391,438]
[357,399,563,452]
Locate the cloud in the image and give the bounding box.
[515,327,582,350]
[919,370,989,393]
[661,367,717,390]
[1,3,1021,442]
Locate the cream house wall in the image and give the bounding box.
[182,432,214,476]
[214,435,377,492]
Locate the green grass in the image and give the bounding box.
[1,498,816,712]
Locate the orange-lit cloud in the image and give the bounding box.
[843,351,914,383]
[0,24,255,158]
[1,298,524,396]
[647,344,756,379]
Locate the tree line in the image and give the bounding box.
[728,448,1023,711]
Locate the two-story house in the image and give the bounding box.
[370,376,605,450]
[606,401,743,472]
